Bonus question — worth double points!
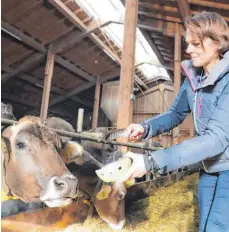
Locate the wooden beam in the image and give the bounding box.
[1,53,44,84]
[51,20,118,54]
[135,75,148,89]
[2,63,93,109]
[192,10,229,23]
[157,46,172,52]
[41,67,120,109]
[1,21,95,83]
[154,40,164,46]
[189,0,229,10]
[49,0,151,106]
[48,0,121,63]
[49,82,94,107]
[2,20,46,53]
[2,92,40,108]
[50,29,82,53]
[54,56,95,83]
[176,0,191,23]
[40,51,55,121]
[1,92,72,118]
[100,68,120,83]
[138,11,182,23]
[71,96,93,108]
[173,23,182,145]
[164,57,173,62]
[161,51,173,58]
[138,18,184,37]
[139,2,178,13]
[117,0,138,153]
[92,77,101,129]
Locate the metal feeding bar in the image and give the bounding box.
[1,118,162,151]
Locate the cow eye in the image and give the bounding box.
[16,142,26,149]
[52,145,58,153]
[118,193,125,200]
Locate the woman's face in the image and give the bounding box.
[185,29,220,70]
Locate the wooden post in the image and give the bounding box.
[173,23,181,144]
[117,0,138,153]
[92,77,101,129]
[40,51,55,121]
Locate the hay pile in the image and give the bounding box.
[64,173,199,232]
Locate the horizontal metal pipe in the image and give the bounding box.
[1,118,162,151]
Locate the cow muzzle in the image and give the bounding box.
[40,173,78,207]
[108,219,126,230]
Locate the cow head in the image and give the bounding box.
[1,116,78,207]
[95,181,128,230]
[1,102,16,121]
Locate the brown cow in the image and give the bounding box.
[60,139,131,230]
[45,117,130,230]
[1,116,78,211]
[1,116,130,230]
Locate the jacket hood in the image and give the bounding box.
[181,50,229,91]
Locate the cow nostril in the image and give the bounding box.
[54,178,66,189]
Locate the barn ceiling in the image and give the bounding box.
[2,0,229,124]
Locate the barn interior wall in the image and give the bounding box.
[133,83,194,148]
[71,109,111,131]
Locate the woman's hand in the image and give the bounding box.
[127,123,145,142]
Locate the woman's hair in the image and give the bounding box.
[185,11,229,54]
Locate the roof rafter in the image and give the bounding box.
[1,20,95,84]
[189,0,229,10]
[2,63,93,109]
[139,2,178,13]
[46,0,150,106]
[48,0,121,62]
[141,31,165,65]
[49,66,122,107]
[176,0,191,23]
[138,11,182,23]
[1,92,73,118]
[138,17,184,37]
[1,53,45,84]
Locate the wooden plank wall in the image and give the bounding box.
[133,83,194,148]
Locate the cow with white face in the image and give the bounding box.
[1,116,78,213]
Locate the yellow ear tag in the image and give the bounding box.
[1,191,17,202]
[125,178,135,188]
[83,199,90,205]
[96,185,112,200]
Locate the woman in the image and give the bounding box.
[120,11,229,232]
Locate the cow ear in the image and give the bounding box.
[125,178,135,188]
[2,126,13,139]
[96,185,112,200]
[60,141,84,163]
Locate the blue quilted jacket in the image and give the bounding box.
[142,51,229,173]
